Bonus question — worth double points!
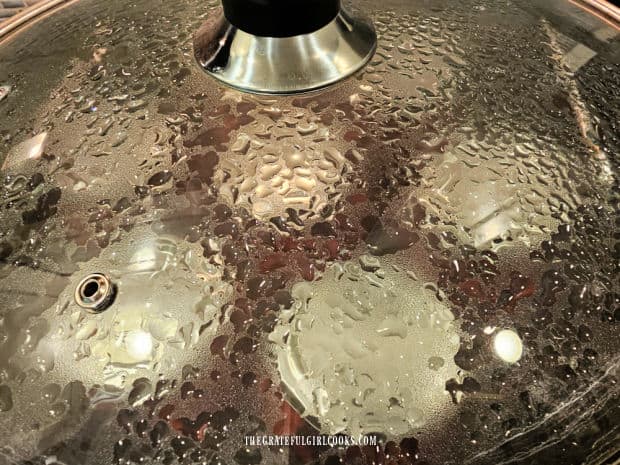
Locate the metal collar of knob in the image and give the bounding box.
[193,0,377,95]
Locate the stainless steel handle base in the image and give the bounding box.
[193,7,377,95]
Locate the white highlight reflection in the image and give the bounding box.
[493,329,523,364]
[125,330,153,361]
[1,132,48,171]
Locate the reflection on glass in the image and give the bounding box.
[493,329,523,364]
[125,330,154,361]
[1,132,48,171]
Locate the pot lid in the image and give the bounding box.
[0,0,618,464]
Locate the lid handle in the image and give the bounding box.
[222,0,341,37]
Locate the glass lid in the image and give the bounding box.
[0,0,618,464]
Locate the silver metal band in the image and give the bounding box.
[193,7,377,95]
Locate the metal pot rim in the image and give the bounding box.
[0,0,618,43]
[0,0,75,42]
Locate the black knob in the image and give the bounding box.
[222,0,341,37]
